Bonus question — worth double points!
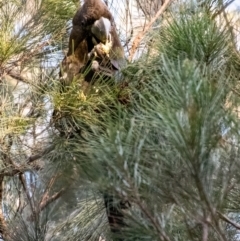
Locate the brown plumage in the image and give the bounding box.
[60,0,125,86]
[60,40,89,85]
[67,0,114,56]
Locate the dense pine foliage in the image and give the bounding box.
[1,0,240,241]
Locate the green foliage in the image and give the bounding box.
[40,0,78,43]
[76,57,236,240]
[50,77,122,139]
[0,0,76,65]
[2,0,240,241]
[51,3,240,240]
[157,12,230,65]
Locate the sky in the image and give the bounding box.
[228,0,240,10]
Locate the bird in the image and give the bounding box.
[67,0,114,56]
[60,0,124,84]
[57,2,128,239]
[80,16,122,83]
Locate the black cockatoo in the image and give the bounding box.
[59,1,128,239]
[68,0,123,56]
[61,0,124,84]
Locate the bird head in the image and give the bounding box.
[91,17,111,44]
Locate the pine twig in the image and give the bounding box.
[39,188,65,212]
[27,145,55,164]
[38,173,61,211]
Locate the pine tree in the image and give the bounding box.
[1,0,240,241]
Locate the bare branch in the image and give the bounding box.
[39,188,65,212]
[0,176,8,240]
[39,173,60,208]
[202,223,209,241]
[19,173,36,218]
[129,0,172,61]
[27,145,54,164]
[218,212,240,230]
[0,169,22,177]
